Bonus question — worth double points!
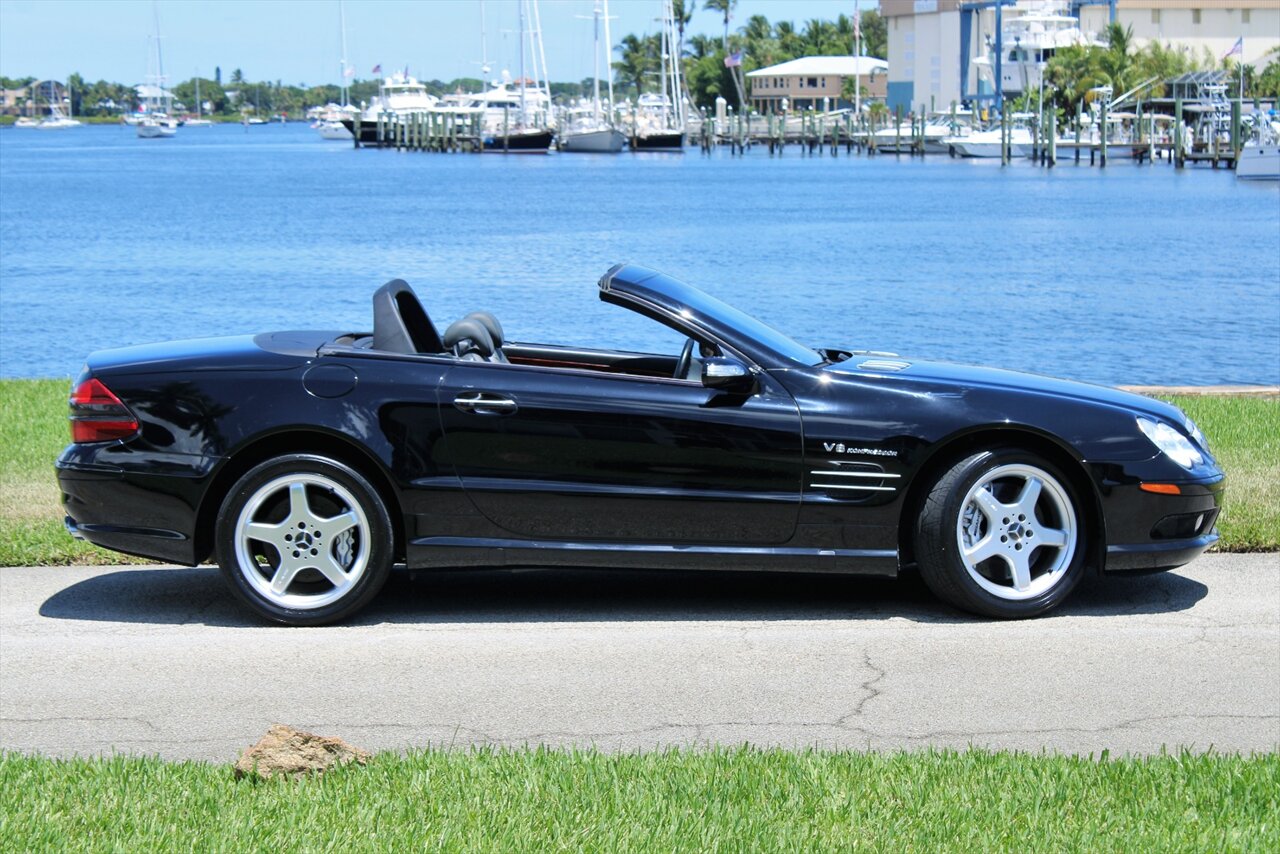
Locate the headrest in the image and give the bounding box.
[465,311,504,347]
[442,317,495,359]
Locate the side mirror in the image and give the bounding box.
[702,357,756,394]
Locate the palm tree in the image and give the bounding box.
[703,0,736,51]
[688,33,718,60]
[774,21,803,59]
[613,33,657,97]
[672,0,695,57]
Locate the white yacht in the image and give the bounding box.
[972,1,1102,97]
[1237,113,1280,181]
[342,72,439,143]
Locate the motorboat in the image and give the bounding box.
[341,72,440,144]
[1237,113,1280,180]
[873,112,970,154]
[137,116,178,138]
[946,115,1034,158]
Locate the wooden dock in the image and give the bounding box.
[347,100,1245,170]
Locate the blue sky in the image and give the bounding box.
[0,0,872,85]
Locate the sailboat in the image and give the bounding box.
[630,0,685,152]
[561,0,624,153]
[316,0,356,140]
[137,7,178,139]
[185,76,213,126]
[36,81,82,129]
[482,0,555,152]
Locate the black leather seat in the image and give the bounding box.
[371,280,445,355]
[442,317,496,362]
[464,311,509,363]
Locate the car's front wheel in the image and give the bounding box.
[914,449,1086,618]
[215,454,393,626]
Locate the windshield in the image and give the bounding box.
[634,270,824,366]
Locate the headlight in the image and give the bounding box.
[1185,417,1210,454]
[1137,417,1203,470]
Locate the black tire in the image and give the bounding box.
[214,454,393,626]
[914,448,1087,619]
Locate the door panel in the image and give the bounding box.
[436,362,804,544]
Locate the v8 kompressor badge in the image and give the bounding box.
[823,442,898,457]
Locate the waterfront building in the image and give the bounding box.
[882,0,1280,112]
[746,56,889,112]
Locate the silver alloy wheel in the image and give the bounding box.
[955,463,1077,601]
[233,473,370,610]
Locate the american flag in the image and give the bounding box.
[371,64,382,74]
[724,50,743,68]
[1222,37,1242,61]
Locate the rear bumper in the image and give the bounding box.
[57,460,205,565]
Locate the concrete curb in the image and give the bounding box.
[1117,385,1279,397]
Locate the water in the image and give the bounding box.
[2,122,1277,385]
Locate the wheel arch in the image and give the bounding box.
[897,425,1105,574]
[194,428,405,565]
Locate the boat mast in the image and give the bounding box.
[518,0,527,121]
[668,0,683,127]
[592,0,601,119]
[659,0,668,126]
[480,0,490,82]
[603,0,615,117]
[339,0,349,106]
[153,2,168,114]
[532,0,549,109]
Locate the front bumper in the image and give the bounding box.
[1099,468,1225,573]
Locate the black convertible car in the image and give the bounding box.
[58,264,1224,625]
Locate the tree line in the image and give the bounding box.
[1044,24,1280,111]
[612,1,887,108]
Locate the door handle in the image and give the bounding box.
[453,392,518,415]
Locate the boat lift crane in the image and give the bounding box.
[959,0,1116,114]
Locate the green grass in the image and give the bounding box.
[1,748,1275,851]
[1168,395,1280,551]
[0,379,136,566]
[0,380,1275,566]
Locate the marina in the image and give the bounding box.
[0,121,1276,387]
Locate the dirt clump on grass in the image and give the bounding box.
[234,724,371,780]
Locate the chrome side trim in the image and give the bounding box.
[810,470,901,478]
[426,476,800,504]
[413,536,897,560]
[809,483,897,492]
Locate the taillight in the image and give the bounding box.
[69,377,139,444]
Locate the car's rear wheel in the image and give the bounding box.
[914,448,1086,618]
[215,454,392,626]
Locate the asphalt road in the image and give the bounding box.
[2,554,1277,761]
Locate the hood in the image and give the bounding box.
[824,354,1188,424]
